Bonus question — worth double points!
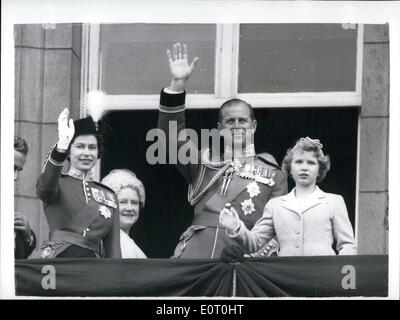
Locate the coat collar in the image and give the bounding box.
[280,186,326,215]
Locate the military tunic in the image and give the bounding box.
[158,89,288,258]
[36,147,121,258]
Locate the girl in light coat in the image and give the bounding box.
[219,137,357,256]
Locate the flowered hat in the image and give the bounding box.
[101,169,145,208]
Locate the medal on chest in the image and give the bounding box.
[239,181,261,216]
[238,164,275,216]
[241,198,256,216]
[91,188,117,208]
[99,205,112,219]
[246,181,261,197]
[239,164,276,187]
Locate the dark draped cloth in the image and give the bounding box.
[15,255,387,297]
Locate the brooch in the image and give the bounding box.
[99,205,112,219]
[40,247,52,259]
[241,198,256,216]
[246,181,261,198]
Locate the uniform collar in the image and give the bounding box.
[68,167,94,181]
[224,144,256,159]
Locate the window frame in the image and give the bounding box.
[81,22,363,245]
[82,23,363,111]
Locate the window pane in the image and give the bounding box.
[100,24,216,95]
[239,24,357,93]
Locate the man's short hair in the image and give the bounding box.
[217,98,255,122]
[14,136,29,155]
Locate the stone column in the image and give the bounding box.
[358,24,389,254]
[14,24,82,254]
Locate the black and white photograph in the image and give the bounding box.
[1,0,399,304]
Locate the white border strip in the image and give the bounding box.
[1,0,16,299]
[2,0,400,300]
[2,1,396,24]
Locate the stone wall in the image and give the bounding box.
[358,24,389,254]
[14,24,82,254]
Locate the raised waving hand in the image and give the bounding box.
[167,42,199,92]
[57,108,75,151]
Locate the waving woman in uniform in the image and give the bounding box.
[36,108,121,258]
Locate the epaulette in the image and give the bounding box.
[257,153,282,171]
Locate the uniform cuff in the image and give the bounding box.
[160,88,186,108]
[50,147,67,164]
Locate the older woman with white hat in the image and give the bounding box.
[102,169,147,258]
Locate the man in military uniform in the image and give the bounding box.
[14,136,37,259]
[158,43,288,258]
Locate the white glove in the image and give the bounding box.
[219,206,241,233]
[57,108,75,151]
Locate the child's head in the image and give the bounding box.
[282,137,331,183]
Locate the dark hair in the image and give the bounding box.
[282,137,331,182]
[217,98,255,122]
[67,120,110,160]
[14,136,29,155]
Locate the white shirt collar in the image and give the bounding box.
[224,144,256,159]
[290,185,325,199]
[283,186,326,214]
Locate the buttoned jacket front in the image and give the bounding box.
[158,89,288,258]
[232,187,357,256]
[36,147,121,258]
